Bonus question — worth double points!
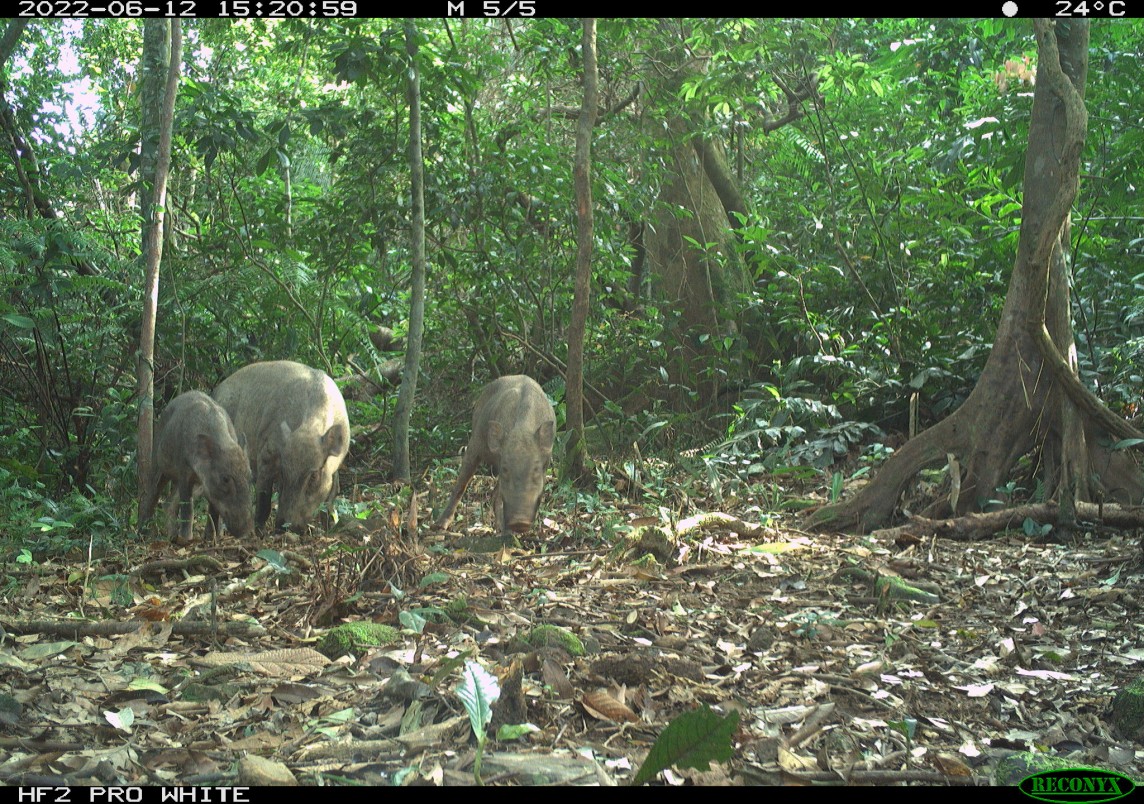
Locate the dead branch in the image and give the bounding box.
[1,619,266,638]
[873,501,1144,543]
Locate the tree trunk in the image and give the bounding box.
[640,27,816,409]
[809,19,1144,533]
[563,18,598,483]
[394,19,427,484]
[136,21,181,527]
[693,134,748,227]
[645,117,746,407]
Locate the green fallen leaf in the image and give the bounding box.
[632,705,738,785]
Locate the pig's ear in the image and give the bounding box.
[488,420,504,454]
[280,420,293,440]
[322,423,349,456]
[536,420,555,445]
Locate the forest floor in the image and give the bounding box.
[2,466,1143,788]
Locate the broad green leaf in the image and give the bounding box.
[399,609,427,634]
[127,678,168,694]
[255,549,288,571]
[887,717,917,741]
[496,722,540,741]
[632,705,739,785]
[419,572,449,588]
[1,314,35,329]
[456,660,500,742]
[19,641,79,660]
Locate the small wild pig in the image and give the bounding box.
[212,360,350,531]
[435,375,556,537]
[140,391,254,545]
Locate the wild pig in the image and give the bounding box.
[140,391,254,545]
[212,360,350,531]
[435,375,556,537]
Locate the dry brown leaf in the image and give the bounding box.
[777,744,818,773]
[191,648,330,677]
[270,682,323,704]
[542,656,576,699]
[228,732,287,753]
[680,765,738,786]
[9,428,1139,789]
[130,598,171,622]
[406,492,419,537]
[932,753,973,777]
[110,621,173,655]
[580,690,639,723]
[394,713,471,751]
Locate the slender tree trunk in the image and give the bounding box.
[809,19,1143,534]
[394,19,427,484]
[136,21,182,527]
[563,19,598,482]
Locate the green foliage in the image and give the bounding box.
[2,18,1142,540]
[0,220,137,498]
[456,660,500,785]
[1022,517,1053,540]
[705,374,882,487]
[0,468,123,565]
[790,610,833,640]
[632,704,739,786]
[496,721,540,742]
[887,716,918,748]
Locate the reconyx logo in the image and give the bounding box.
[1019,769,1136,804]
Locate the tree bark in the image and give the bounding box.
[0,19,27,69]
[645,116,744,406]
[642,30,814,409]
[693,135,748,226]
[394,19,427,485]
[563,19,598,482]
[809,19,1143,534]
[136,21,182,528]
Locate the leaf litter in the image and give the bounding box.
[1,478,1142,786]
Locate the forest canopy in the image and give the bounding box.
[0,17,1141,544]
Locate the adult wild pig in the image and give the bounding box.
[435,375,556,537]
[140,391,254,545]
[212,360,349,531]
